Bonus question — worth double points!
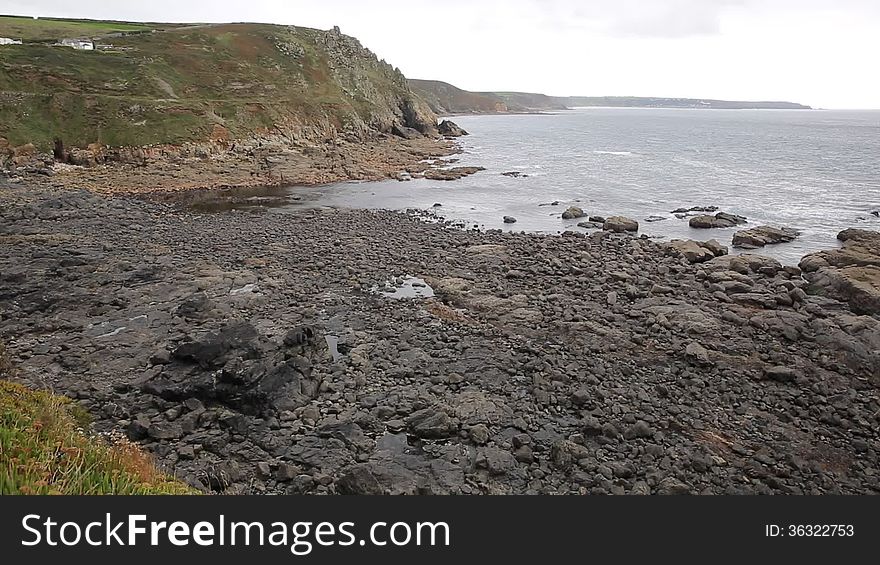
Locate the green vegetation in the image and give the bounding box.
[408,79,509,114]
[0,18,435,153]
[0,344,196,494]
[0,15,157,42]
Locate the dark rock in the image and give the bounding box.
[603,216,639,233]
[763,366,800,383]
[126,415,151,440]
[172,322,259,368]
[392,123,423,140]
[477,447,518,475]
[689,212,747,229]
[561,206,586,220]
[623,420,653,440]
[503,216,517,224]
[405,408,457,439]
[147,421,183,440]
[423,166,484,181]
[337,465,384,495]
[437,120,468,137]
[733,226,800,248]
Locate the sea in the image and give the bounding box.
[277,108,880,265]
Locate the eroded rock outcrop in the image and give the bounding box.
[438,120,469,137]
[733,226,800,248]
[800,229,880,315]
[689,212,747,229]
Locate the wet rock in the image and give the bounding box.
[501,171,528,178]
[503,216,517,224]
[562,206,586,220]
[423,166,484,181]
[603,216,639,233]
[733,226,800,248]
[672,205,719,214]
[689,212,747,229]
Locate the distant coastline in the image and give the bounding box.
[408,79,811,115]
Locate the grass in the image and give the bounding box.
[0,344,196,495]
[0,15,156,42]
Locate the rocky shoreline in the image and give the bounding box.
[1,179,879,495]
[4,133,473,195]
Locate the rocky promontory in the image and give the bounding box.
[0,21,456,193]
[2,179,878,495]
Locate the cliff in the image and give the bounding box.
[0,19,438,166]
[408,79,509,114]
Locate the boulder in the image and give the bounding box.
[503,216,517,224]
[603,216,639,233]
[561,206,586,220]
[733,226,800,248]
[668,239,726,263]
[437,120,469,137]
[689,212,747,229]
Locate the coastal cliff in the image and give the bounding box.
[0,19,446,188]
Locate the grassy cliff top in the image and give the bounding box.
[0,17,435,152]
[0,14,169,41]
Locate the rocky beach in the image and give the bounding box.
[2,176,878,495]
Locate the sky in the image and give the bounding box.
[5,0,880,108]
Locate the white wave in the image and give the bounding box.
[593,150,632,156]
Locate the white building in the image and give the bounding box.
[0,38,23,46]
[59,38,94,50]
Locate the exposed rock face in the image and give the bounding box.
[561,206,586,220]
[437,120,469,137]
[733,226,800,248]
[689,212,747,229]
[603,216,639,233]
[800,229,880,315]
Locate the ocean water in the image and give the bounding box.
[286,108,880,264]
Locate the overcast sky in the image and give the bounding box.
[7,0,880,108]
